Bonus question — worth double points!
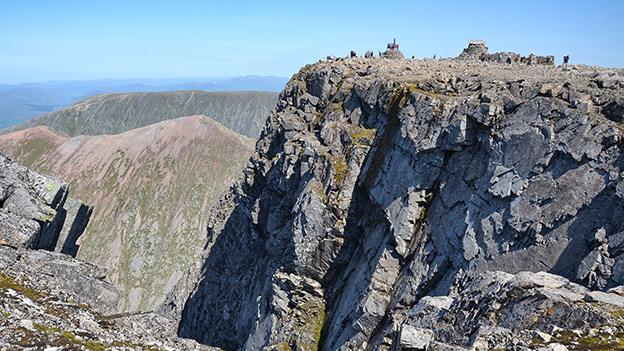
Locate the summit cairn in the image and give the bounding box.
[383,38,404,59]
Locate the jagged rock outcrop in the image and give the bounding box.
[401,271,624,350]
[0,153,90,255]
[457,41,489,60]
[172,56,624,350]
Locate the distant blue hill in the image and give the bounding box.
[0,76,288,128]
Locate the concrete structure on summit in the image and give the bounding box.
[458,40,555,66]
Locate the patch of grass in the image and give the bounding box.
[610,307,624,319]
[314,305,326,346]
[264,342,292,351]
[417,206,428,223]
[309,180,329,205]
[0,273,46,302]
[313,112,324,125]
[330,101,343,112]
[351,126,377,146]
[59,330,107,351]
[44,181,56,194]
[34,322,107,351]
[33,322,60,334]
[17,137,59,168]
[329,155,349,185]
[38,209,56,222]
[295,300,326,351]
[82,339,108,351]
[543,328,624,351]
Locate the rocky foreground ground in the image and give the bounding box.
[1,55,624,351]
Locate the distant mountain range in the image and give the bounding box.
[0,76,288,128]
[0,116,255,311]
[4,90,279,138]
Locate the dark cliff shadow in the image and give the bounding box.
[31,185,69,251]
[177,147,300,350]
[61,204,93,257]
[319,183,392,350]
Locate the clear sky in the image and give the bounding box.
[1,0,622,84]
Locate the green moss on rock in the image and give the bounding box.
[351,126,377,146]
[0,273,46,302]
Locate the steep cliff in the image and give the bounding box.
[173,58,624,350]
[0,116,254,312]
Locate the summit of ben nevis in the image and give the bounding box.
[1,39,624,351]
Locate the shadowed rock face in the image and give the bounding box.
[4,90,279,138]
[171,57,624,350]
[0,115,255,312]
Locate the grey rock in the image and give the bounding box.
[0,244,216,350]
[603,98,624,122]
[167,57,624,350]
[399,325,433,350]
[593,72,624,89]
[0,153,90,253]
[538,344,569,351]
[488,165,528,198]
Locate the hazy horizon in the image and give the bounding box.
[2,0,623,84]
[0,75,290,87]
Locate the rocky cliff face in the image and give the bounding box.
[0,116,255,313]
[172,58,624,350]
[0,153,90,255]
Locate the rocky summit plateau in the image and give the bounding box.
[2,47,624,351]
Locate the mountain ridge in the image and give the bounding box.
[0,76,288,128]
[2,54,624,350]
[3,90,278,138]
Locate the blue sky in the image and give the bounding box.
[1,0,622,84]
